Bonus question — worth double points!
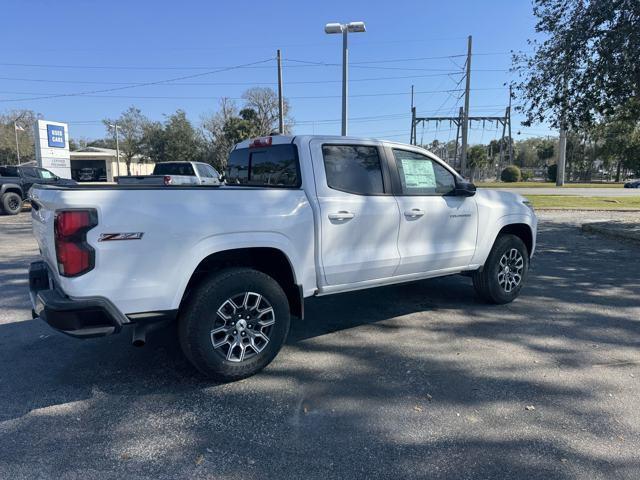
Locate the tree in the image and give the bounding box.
[242,87,292,135]
[141,110,204,164]
[535,139,555,166]
[595,115,640,181]
[104,107,149,175]
[201,89,294,171]
[466,145,488,181]
[513,0,640,130]
[163,110,203,163]
[141,121,166,163]
[0,109,40,164]
[91,138,116,149]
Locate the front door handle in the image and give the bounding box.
[328,210,355,221]
[404,208,425,218]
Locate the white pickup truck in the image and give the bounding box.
[28,135,537,381]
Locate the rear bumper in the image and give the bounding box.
[29,261,128,338]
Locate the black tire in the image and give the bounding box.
[178,268,290,381]
[1,192,23,215]
[472,234,529,304]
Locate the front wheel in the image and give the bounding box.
[472,234,529,304]
[1,192,23,215]
[178,268,291,381]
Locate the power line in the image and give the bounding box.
[0,74,507,87]
[0,87,468,101]
[350,54,466,64]
[0,58,274,103]
[0,61,277,71]
[0,52,481,71]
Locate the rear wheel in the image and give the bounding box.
[1,192,22,215]
[472,234,529,304]
[178,268,290,381]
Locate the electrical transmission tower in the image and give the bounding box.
[409,36,514,176]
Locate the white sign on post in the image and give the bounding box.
[34,120,72,179]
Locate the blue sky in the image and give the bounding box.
[1,0,554,144]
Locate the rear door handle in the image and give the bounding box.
[404,208,425,218]
[328,211,355,221]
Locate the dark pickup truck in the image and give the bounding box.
[0,165,76,215]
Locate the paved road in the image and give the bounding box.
[1,212,639,479]
[481,187,640,197]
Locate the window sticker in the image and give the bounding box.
[400,158,436,188]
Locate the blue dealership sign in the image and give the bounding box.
[47,124,66,148]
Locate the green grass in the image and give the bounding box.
[525,195,640,210]
[477,181,624,188]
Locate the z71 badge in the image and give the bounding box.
[98,232,144,242]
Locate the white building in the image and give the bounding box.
[69,147,155,182]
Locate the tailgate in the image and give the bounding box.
[29,188,59,278]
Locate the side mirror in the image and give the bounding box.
[454,178,476,197]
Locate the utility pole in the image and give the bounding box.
[507,85,513,165]
[460,35,472,177]
[277,49,284,134]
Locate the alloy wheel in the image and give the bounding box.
[497,248,524,293]
[211,292,275,362]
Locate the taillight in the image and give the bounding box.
[54,210,98,277]
[163,175,172,185]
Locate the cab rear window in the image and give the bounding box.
[226,144,300,187]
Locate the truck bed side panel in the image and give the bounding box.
[30,186,315,314]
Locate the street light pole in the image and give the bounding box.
[341,27,348,136]
[325,21,366,136]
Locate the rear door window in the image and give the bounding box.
[226,144,300,187]
[0,166,19,177]
[321,145,385,195]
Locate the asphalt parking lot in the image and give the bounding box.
[1,211,639,480]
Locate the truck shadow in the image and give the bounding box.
[0,221,639,478]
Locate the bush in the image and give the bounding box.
[501,165,521,183]
[547,164,557,182]
[521,171,533,181]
